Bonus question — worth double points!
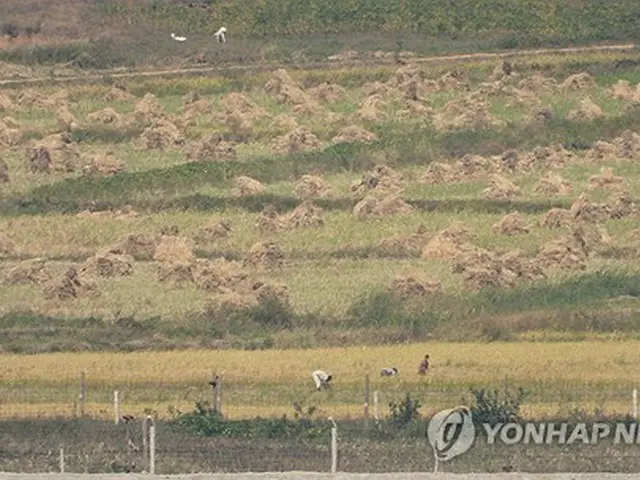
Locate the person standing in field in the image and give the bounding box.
[312,370,333,390]
[418,354,430,375]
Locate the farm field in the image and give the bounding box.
[2,341,640,422]
[3,2,640,474]
[3,47,640,353]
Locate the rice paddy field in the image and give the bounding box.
[3,27,640,472]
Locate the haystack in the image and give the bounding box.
[560,73,595,90]
[193,219,233,244]
[437,70,467,90]
[482,174,521,200]
[498,250,546,281]
[519,144,576,170]
[153,235,195,264]
[517,73,557,93]
[352,95,387,123]
[232,176,266,196]
[134,119,185,150]
[450,244,496,274]
[282,201,325,229]
[42,267,100,300]
[192,258,249,293]
[186,133,236,162]
[608,80,640,103]
[82,152,124,176]
[272,127,323,155]
[0,118,21,147]
[350,164,405,197]
[251,281,291,305]
[461,266,519,290]
[533,172,573,196]
[157,262,194,284]
[491,212,531,236]
[390,275,442,297]
[433,97,504,131]
[82,249,134,277]
[307,82,347,103]
[55,105,78,132]
[331,125,378,145]
[255,205,283,233]
[273,114,299,132]
[566,97,604,121]
[134,93,165,119]
[376,226,430,257]
[245,241,285,269]
[293,174,331,200]
[105,85,136,102]
[220,92,268,119]
[421,222,476,260]
[178,99,213,127]
[613,130,640,159]
[609,189,636,219]
[584,140,618,163]
[540,207,572,229]
[264,69,313,105]
[3,258,52,285]
[26,133,80,173]
[353,194,413,219]
[456,154,497,178]
[535,236,587,271]
[86,107,121,125]
[588,167,626,191]
[0,158,8,183]
[116,233,158,259]
[206,291,259,313]
[569,194,611,223]
[0,92,14,112]
[421,162,460,184]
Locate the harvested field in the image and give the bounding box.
[1,48,640,356]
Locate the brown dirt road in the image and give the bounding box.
[0,42,636,87]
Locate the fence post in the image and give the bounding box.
[114,390,120,425]
[78,371,86,417]
[142,418,148,469]
[59,448,65,473]
[330,418,338,474]
[363,374,370,430]
[373,390,379,421]
[633,388,638,419]
[215,376,222,415]
[148,416,156,475]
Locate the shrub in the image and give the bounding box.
[389,393,422,426]
[469,384,526,425]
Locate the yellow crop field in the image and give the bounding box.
[2,341,640,385]
[2,342,639,421]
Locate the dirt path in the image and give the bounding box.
[0,42,636,87]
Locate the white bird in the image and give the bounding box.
[214,26,227,44]
[171,33,187,42]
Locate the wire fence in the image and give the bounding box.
[2,372,640,474]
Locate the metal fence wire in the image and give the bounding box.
[2,373,640,474]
